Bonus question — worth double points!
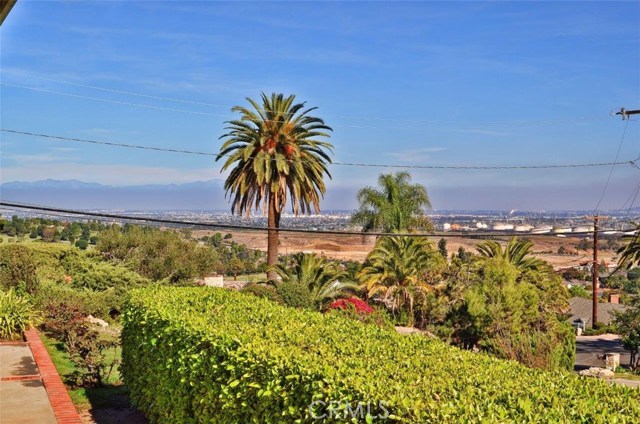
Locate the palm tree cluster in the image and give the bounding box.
[215,95,572,370]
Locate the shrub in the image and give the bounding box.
[35,282,123,323]
[122,287,640,423]
[66,326,119,388]
[75,239,89,250]
[241,283,282,304]
[0,289,41,340]
[568,285,591,299]
[326,305,395,331]
[0,245,39,294]
[275,280,314,309]
[327,297,374,314]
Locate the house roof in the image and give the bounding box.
[567,297,627,327]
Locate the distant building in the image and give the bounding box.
[567,297,627,328]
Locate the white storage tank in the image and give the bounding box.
[553,227,572,234]
[531,225,552,234]
[514,225,532,232]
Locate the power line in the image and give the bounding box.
[2,74,612,127]
[5,128,640,171]
[1,201,637,238]
[1,82,227,118]
[621,181,640,220]
[2,129,215,157]
[594,119,630,212]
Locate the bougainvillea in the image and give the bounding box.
[327,297,374,314]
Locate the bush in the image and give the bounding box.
[122,287,640,423]
[326,305,394,331]
[583,322,618,336]
[0,245,39,294]
[241,283,282,304]
[66,326,119,388]
[327,297,374,314]
[275,280,314,309]
[35,282,123,322]
[60,253,149,292]
[0,289,41,340]
[568,285,591,299]
[75,239,89,250]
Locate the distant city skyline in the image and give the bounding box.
[2,177,640,212]
[1,1,639,211]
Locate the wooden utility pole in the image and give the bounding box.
[592,215,599,326]
[615,107,640,120]
[0,0,17,26]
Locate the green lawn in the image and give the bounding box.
[615,372,640,381]
[223,272,267,283]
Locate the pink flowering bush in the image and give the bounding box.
[327,297,374,314]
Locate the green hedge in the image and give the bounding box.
[122,287,640,423]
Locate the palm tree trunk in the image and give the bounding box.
[267,193,280,281]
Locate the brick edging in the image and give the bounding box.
[0,374,41,382]
[24,328,83,424]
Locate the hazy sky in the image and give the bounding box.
[1,1,639,211]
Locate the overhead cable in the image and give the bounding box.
[4,129,639,171]
[594,119,630,212]
[1,81,612,129]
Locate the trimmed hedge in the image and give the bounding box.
[122,287,640,423]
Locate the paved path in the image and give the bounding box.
[575,334,639,389]
[575,334,630,370]
[0,330,82,424]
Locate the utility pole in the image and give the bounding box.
[592,215,599,327]
[615,107,640,120]
[0,0,17,26]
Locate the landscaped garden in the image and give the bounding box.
[122,286,640,423]
[1,211,640,422]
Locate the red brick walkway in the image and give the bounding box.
[24,328,83,424]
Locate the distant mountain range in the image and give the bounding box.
[0,179,228,210]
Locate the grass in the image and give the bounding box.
[614,372,640,381]
[41,332,129,411]
[223,272,267,283]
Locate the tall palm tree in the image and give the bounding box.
[358,236,440,325]
[217,93,333,280]
[476,237,547,274]
[351,172,432,233]
[273,253,358,310]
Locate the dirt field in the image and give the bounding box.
[192,229,616,269]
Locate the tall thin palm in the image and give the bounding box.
[274,253,358,310]
[358,236,438,325]
[351,172,432,233]
[217,93,333,280]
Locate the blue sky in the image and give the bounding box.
[1,1,639,211]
